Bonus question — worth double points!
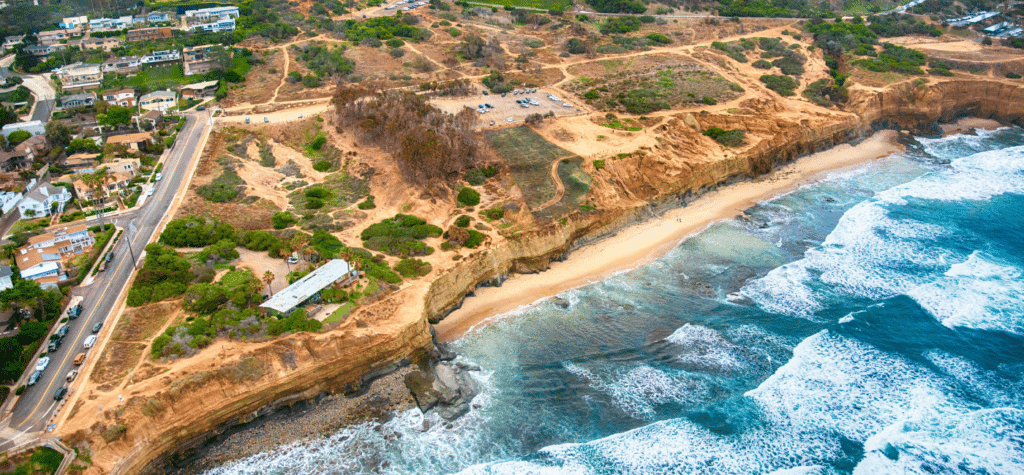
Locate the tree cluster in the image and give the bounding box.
[333,87,480,184]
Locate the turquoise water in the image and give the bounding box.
[202,128,1024,474]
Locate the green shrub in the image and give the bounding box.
[394,258,433,278]
[760,74,799,96]
[360,214,442,257]
[593,159,606,170]
[646,33,671,45]
[313,160,331,171]
[703,128,747,147]
[464,229,486,248]
[15,385,25,395]
[196,170,242,203]
[482,208,504,220]
[305,187,330,199]
[465,166,496,185]
[584,89,600,100]
[272,211,297,229]
[753,59,773,69]
[457,187,480,206]
[455,215,471,227]
[1007,72,1023,79]
[702,96,717,105]
[357,195,376,209]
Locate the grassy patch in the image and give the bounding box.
[466,0,571,10]
[322,302,356,323]
[566,63,740,114]
[532,156,592,221]
[483,126,575,210]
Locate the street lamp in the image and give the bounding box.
[126,218,140,269]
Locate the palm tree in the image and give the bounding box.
[263,270,275,295]
[81,167,111,230]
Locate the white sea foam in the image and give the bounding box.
[924,350,1024,407]
[908,251,1024,336]
[740,263,822,318]
[664,324,765,375]
[562,362,706,420]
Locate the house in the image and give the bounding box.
[18,183,71,219]
[88,16,132,31]
[2,35,24,51]
[60,92,97,109]
[105,132,152,151]
[24,45,58,57]
[127,27,173,42]
[182,44,225,76]
[184,6,239,20]
[56,63,103,90]
[180,80,219,100]
[138,90,176,111]
[1,120,45,139]
[133,16,148,26]
[102,88,136,107]
[139,49,180,65]
[71,37,123,52]
[38,28,82,46]
[25,223,95,256]
[133,110,164,129]
[260,260,358,314]
[985,21,1012,35]
[187,16,236,33]
[0,266,12,292]
[0,135,47,172]
[59,16,88,29]
[15,246,62,289]
[101,55,142,75]
[0,191,22,214]
[147,11,171,23]
[72,160,138,200]
[64,153,99,173]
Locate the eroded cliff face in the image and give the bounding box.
[82,78,1024,475]
[78,290,432,475]
[850,78,1024,132]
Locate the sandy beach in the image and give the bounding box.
[434,129,905,343]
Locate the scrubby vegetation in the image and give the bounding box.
[360,214,442,257]
[703,128,747,147]
[458,187,481,206]
[127,244,194,307]
[760,74,799,96]
[196,169,243,203]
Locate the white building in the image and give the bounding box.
[189,16,236,33]
[18,183,71,219]
[184,6,239,20]
[140,49,181,65]
[0,190,22,214]
[1,120,45,140]
[59,15,88,29]
[138,90,176,111]
[260,260,357,314]
[0,266,13,292]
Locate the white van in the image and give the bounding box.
[84,334,97,349]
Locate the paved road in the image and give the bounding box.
[2,111,210,438]
[30,99,53,122]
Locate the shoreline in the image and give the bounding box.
[434,129,905,343]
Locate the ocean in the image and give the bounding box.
[201,127,1024,474]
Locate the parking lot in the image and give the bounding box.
[429,88,584,129]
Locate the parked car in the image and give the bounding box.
[482,90,489,95]
[28,370,41,386]
[92,322,103,333]
[57,324,69,338]
[48,339,60,352]
[264,117,269,123]
[196,105,206,111]
[53,387,67,400]
[245,117,250,124]
[84,335,97,349]
[287,256,299,264]
[105,252,114,262]
[66,370,78,382]
[73,353,86,365]
[155,172,163,181]
[36,356,50,372]
[68,304,82,319]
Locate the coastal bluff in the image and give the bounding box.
[74,77,1024,475]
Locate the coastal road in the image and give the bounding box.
[1,110,211,442]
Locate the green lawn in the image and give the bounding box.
[220,268,254,289]
[102,65,209,92]
[482,126,576,210]
[322,302,356,323]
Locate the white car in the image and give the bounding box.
[36,356,50,372]
[155,172,163,181]
[507,117,513,123]
[84,335,97,349]
[146,188,155,197]
[563,103,573,107]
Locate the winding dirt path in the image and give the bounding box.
[534,158,567,210]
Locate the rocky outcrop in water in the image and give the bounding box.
[405,359,480,421]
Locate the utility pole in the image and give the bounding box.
[126,218,140,268]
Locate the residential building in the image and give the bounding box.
[56,63,103,90]
[140,49,180,65]
[60,92,97,109]
[15,245,62,289]
[187,16,236,33]
[101,55,142,75]
[2,35,24,51]
[260,260,358,314]
[127,27,173,42]
[181,80,219,100]
[0,190,22,214]
[25,223,95,256]
[184,6,239,20]
[133,110,164,129]
[18,183,71,218]
[147,11,171,23]
[64,153,99,174]
[138,90,176,111]
[182,44,225,76]
[38,28,82,46]
[88,16,132,31]
[106,132,152,151]
[0,266,12,292]
[102,88,137,107]
[70,36,123,52]
[59,15,88,29]
[24,45,58,57]
[0,135,47,172]
[72,159,139,200]
[1,120,45,139]
[133,16,148,26]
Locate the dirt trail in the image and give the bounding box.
[535,158,566,210]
